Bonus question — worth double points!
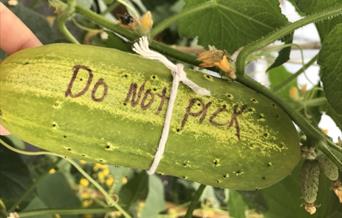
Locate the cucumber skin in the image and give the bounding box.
[0,43,300,190]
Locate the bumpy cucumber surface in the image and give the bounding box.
[0,44,300,190]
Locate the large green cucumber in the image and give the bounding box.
[0,43,300,190]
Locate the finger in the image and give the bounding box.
[0,2,42,54]
[0,124,10,136]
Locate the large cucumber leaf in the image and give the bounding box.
[318,24,342,114]
[177,0,289,53]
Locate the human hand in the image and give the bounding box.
[0,2,42,135]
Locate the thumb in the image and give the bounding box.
[0,124,10,135]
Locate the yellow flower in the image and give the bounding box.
[82,199,93,208]
[121,176,128,185]
[80,178,89,187]
[48,168,56,174]
[289,86,299,100]
[97,172,106,183]
[106,176,114,187]
[102,167,110,177]
[80,190,91,199]
[197,49,235,79]
[138,11,153,34]
[93,163,106,171]
[119,11,153,35]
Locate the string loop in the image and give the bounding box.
[132,37,211,174]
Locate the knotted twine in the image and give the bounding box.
[132,37,211,174]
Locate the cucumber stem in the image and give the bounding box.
[17,208,117,218]
[75,4,201,65]
[296,97,327,111]
[51,0,80,44]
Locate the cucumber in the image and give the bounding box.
[0,43,300,190]
[300,160,320,214]
[318,155,339,182]
[301,160,320,204]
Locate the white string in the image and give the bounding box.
[132,37,211,175]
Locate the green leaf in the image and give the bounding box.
[0,137,33,209]
[318,24,342,114]
[326,103,342,130]
[6,3,58,44]
[268,66,297,102]
[23,197,52,218]
[143,0,179,24]
[36,172,80,218]
[177,0,288,53]
[119,171,148,211]
[289,0,342,40]
[267,34,294,70]
[140,175,165,218]
[199,185,220,208]
[260,163,342,218]
[109,166,134,193]
[228,191,247,218]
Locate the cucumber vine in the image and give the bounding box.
[67,2,342,169]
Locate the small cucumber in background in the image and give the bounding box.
[0,44,300,190]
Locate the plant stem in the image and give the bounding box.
[236,5,342,75]
[273,54,318,93]
[18,207,116,217]
[55,0,80,44]
[184,184,206,218]
[75,4,201,65]
[297,97,327,111]
[76,4,137,39]
[72,17,101,32]
[327,139,342,151]
[265,42,321,50]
